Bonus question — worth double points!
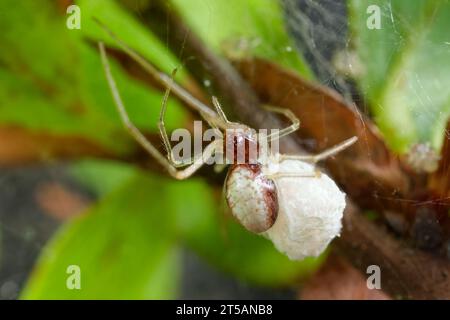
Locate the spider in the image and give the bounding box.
[97,24,357,260]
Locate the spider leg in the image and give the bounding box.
[262,105,300,141]
[158,68,193,167]
[94,18,229,130]
[211,96,230,123]
[266,172,319,180]
[173,140,222,179]
[211,96,247,131]
[280,136,358,163]
[159,71,227,167]
[99,42,220,179]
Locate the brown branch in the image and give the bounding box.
[300,253,391,300]
[132,1,450,299]
[338,201,450,299]
[429,119,450,197]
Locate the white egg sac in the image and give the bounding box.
[262,159,346,260]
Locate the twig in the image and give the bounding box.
[338,201,450,299]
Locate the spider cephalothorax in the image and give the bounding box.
[223,127,260,165]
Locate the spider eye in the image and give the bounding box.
[225,164,278,233]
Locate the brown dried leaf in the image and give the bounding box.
[234,57,411,210]
[0,126,113,166]
[35,182,91,220]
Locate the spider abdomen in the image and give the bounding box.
[225,164,278,233]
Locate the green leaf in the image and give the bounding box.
[69,159,138,196]
[0,0,186,153]
[23,160,323,299]
[349,0,450,152]
[21,174,180,299]
[171,0,313,78]
[167,183,324,286]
